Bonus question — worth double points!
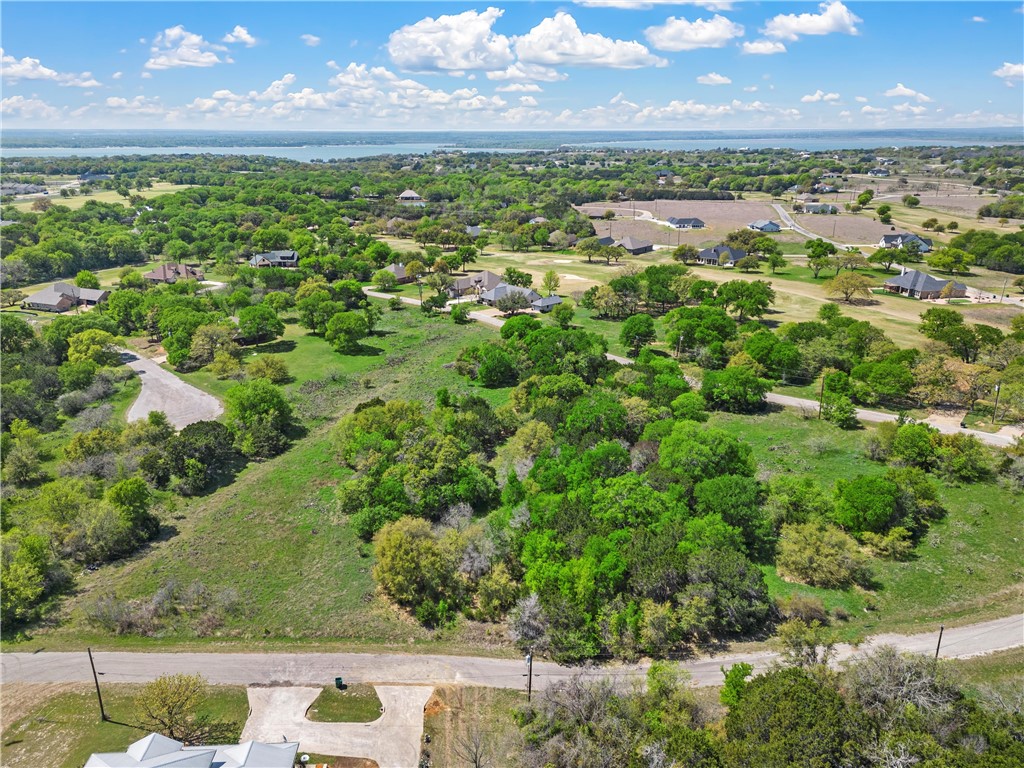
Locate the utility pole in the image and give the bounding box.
[524,649,534,702]
[934,625,945,660]
[817,375,826,419]
[992,382,1002,424]
[88,647,108,722]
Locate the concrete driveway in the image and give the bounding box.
[121,350,223,430]
[240,685,433,768]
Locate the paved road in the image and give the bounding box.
[4,615,1020,693]
[764,391,1019,448]
[771,202,847,248]
[241,685,432,768]
[121,350,223,430]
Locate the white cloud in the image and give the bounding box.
[763,1,861,41]
[950,109,1020,126]
[326,60,340,71]
[0,48,101,87]
[741,39,786,55]
[0,94,61,119]
[644,14,744,51]
[861,105,887,115]
[855,95,868,102]
[696,71,731,85]
[112,71,123,80]
[893,102,927,115]
[495,82,543,93]
[387,7,514,72]
[971,16,986,23]
[106,95,166,115]
[145,26,226,70]
[838,110,851,117]
[300,34,321,47]
[485,62,565,82]
[516,12,667,69]
[743,85,758,92]
[800,89,839,102]
[575,1,735,9]
[993,62,1024,81]
[883,82,932,102]
[519,95,539,107]
[222,25,257,47]
[141,72,152,79]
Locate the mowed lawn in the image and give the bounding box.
[8,182,192,212]
[708,409,1024,639]
[0,684,248,768]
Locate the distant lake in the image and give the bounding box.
[0,143,518,160]
[572,137,1023,152]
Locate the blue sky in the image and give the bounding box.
[2,1,1022,130]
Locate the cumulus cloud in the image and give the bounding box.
[855,95,868,102]
[222,25,258,47]
[800,89,840,102]
[861,105,887,115]
[696,71,731,85]
[495,82,543,93]
[0,48,101,87]
[106,95,166,115]
[644,14,744,51]
[0,94,62,119]
[519,95,539,107]
[145,26,226,70]
[300,34,321,47]
[743,85,758,92]
[515,12,667,68]
[387,7,514,72]
[112,71,123,80]
[326,60,340,71]
[884,83,932,102]
[741,39,787,55]
[485,62,565,82]
[893,102,927,115]
[993,62,1024,81]
[763,1,861,41]
[971,16,986,23]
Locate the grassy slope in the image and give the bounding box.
[0,685,247,768]
[16,308,511,651]
[708,410,1024,639]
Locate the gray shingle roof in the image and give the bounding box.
[883,269,964,294]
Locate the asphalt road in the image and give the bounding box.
[772,202,846,247]
[4,615,1020,693]
[121,350,223,430]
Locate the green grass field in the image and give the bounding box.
[307,684,382,723]
[708,410,1024,639]
[9,183,191,212]
[0,684,247,768]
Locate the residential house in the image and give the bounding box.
[803,203,838,214]
[596,236,615,247]
[532,295,564,313]
[695,244,746,267]
[396,189,422,202]
[23,282,109,313]
[883,269,966,300]
[616,236,654,255]
[85,733,297,768]
[529,216,549,225]
[448,269,504,298]
[796,193,819,203]
[383,263,415,284]
[547,229,578,247]
[248,250,299,268]
[465,225,482,239]
[667,217,705,229]
[748,220,781,232]
[868,168,890,177]
[878,233,933,253]
[143,263,205,284]
[480,283,542,306]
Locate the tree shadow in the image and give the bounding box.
[250,339,297,355]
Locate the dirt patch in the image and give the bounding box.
[0,683,88,731]
[423,691,448,718]
[959,303,1024,329]
[792,213,897,245]
[559,273,586,281]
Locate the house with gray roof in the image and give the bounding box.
[596,236,615,247]
[23,282,109,313]
[248,250,298,268]
[383,263,415,284]
[448,269,504,298]
[748,220,781,232]
[85,733,298,768]
[667,217,705,229]
[695,244,746,267]
[883,269,966,300]
[396,189,422,202]
[803,203,838,214]
[878,233,933,253]
[532,295,563,313]
[616,236,654,255]
[143,263,205,284]
[480,283,542,306]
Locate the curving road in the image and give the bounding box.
[3,615,1020,693]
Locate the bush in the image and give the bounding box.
[450,303,471,324]
[832,475,901,534]
[388,296,404,311]
[246,355,290,384]
[776,522,870,588]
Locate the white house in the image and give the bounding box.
[878,233,933,253]
[85,733,298,768]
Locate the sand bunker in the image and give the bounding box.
[560,273,586,281]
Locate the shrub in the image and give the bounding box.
[246,355,290,384]
[450,303,471,324]
[776,522,870,588]
[832,475,901,534]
